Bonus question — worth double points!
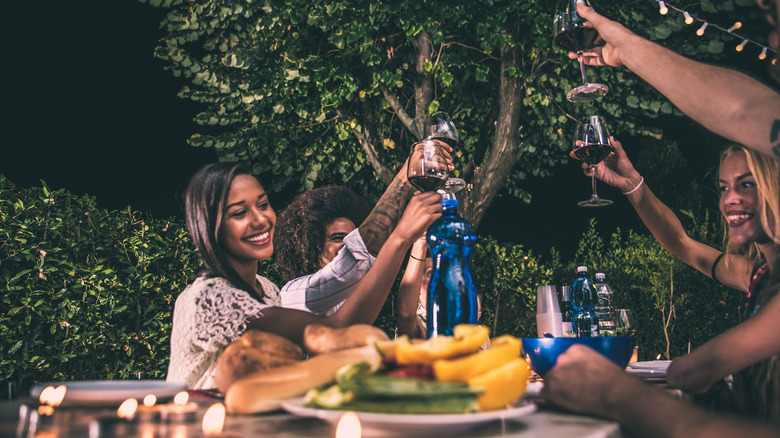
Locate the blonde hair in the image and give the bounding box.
[720,145,780,263]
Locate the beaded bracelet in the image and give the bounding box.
[622,176,644,195]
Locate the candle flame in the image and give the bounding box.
[173,391,189,406]
[38,386,55,405]
[143,394,157,407]
[202,403,225,435]
[335,411,362,438]
[117,398,138,419]
[37,405,55,416]
[50,385,67,407]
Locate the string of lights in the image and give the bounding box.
[655,0,777,64]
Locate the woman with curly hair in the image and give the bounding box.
[274,185,371,283]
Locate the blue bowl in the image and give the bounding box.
[521,336,635,377]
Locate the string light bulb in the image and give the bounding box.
[727,22,742,33]
[736,39,748,52]
[658,1,668,15]
[759,47,768,60]
[683,11,694,25]
[696,22,708,36]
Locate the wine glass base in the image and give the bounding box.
[438,177,466,194]
[577,197,613,207]
[567,83,609,103]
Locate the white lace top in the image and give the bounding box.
[166,274,280,389]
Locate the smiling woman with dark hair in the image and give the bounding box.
[166,162,442,389]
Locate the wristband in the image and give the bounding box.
[622,176,644,195]
[410,255,425,262]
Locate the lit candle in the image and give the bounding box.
[88,398,138,437]
[202,402,225,437]
[335,411,362,438]
[135,393,163,422]
[161,391,198,423]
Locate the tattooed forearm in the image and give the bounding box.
[359,174,413,256]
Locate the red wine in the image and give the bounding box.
[409,175,447,192]
[554,26,599,53]
[430,136,458,148]
[573,143,614,166]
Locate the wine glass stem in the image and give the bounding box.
[590,166,599,198]
[578,52,589,85]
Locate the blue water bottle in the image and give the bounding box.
[571,266,600,337]
[426,194,478,337]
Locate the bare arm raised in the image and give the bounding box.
[573,136,751,291]
[250,192,443,345]
[573,3,780,160]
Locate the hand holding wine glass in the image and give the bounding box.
[425,112,467,194]
[573,115,614,207]
[553,0,608,102]
[571,136,643,195]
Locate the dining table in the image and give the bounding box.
[1,391,624,438]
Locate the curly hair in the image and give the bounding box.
[274,185,372,283]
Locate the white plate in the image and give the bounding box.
[30,380,187,407]
[282,397,536,434]
[627,360,671,372]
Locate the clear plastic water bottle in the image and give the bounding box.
[560,284,575,337]
[426,195,478,337]
[571,266,599,337]
[594,272,616,334]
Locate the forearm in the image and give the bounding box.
[329,233,412,326]
[625,180,720,276]
[359,173,414,256]
[619,34,780,159]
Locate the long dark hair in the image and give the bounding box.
[184,162,258,294]
[274,185,371,282]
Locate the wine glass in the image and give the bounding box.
[553,0,608,102]
[425,112,466,192]
[407,139,449,192]
[614,309,635,336]
[573,115,614,207]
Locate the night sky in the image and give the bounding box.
[4,0,767,259]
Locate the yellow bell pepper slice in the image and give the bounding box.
[467,357,530,411]
[395,324,490,365]
[432,335,521,382]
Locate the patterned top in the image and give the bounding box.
[166,275,280,390]
[280,229,375,316]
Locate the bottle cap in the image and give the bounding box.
[577,266,587,273]
[595,273,605,281]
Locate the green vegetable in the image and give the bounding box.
[339,374,483,398]
[304,384,354,409]
[338,396,480,414]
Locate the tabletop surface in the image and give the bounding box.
[2,395,623,438]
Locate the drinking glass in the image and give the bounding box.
[553,0,608,102]
[425,112,466,192]
[407,139,449,192]
[573,115,614,207]
[614,309,635,336]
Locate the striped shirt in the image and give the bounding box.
[280,228,375,316]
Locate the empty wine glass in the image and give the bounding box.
[553,0,608,102]
[573,115,614,207]
[407,139,449,192]
[425,112,466,192]
[614,309,635,336]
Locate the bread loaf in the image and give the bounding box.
[214,330,303,394]
[303,323,390,356]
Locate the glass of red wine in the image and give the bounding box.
[553,0,608,102]
[407,139,449,192]
[573,115,614,207]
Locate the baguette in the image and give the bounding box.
[224,344,381,414]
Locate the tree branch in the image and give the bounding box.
[336,108,395,184]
